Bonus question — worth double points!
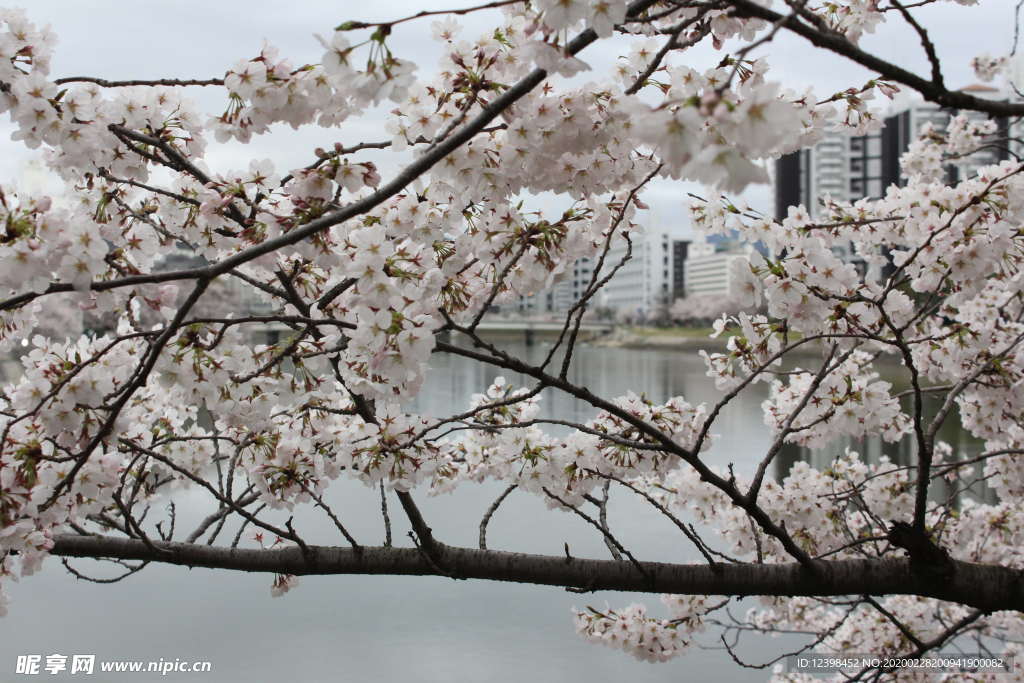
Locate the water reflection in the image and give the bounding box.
[416,338,773,470]
[427,339,987,498]
[775,371,991,505]
[4,340,986,681]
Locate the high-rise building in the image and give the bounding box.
[774,90,1011,222]
[671,239,690,301]
[683,234,759,299]
[511,256,594,316]
[599,226,685,320]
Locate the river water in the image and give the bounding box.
[4,341,981,681]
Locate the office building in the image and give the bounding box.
[775,91,1011,222]
[683,234,759,299]
[599,226,688,320]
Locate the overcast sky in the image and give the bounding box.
[2,1,1017,229]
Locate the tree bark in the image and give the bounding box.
[50,534,1024,613]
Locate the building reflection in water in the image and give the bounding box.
[776,393,994,505]
[415,336,994,507]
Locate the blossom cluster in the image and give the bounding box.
[572,595,711,663]
[432,378,712,506]
[763,350,910,449]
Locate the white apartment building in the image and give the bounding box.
[683,235,756,299]
[511,226,692,320]
[599,226,677,319]
[511,256,594,316]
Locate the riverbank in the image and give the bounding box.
[593,326,724,351]
[592,326,840,359]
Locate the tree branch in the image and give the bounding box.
[727,0,1024,116]
[47,534,1024,613]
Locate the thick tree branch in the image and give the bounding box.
[48,534,1024,613]
[727,0,1024,117]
